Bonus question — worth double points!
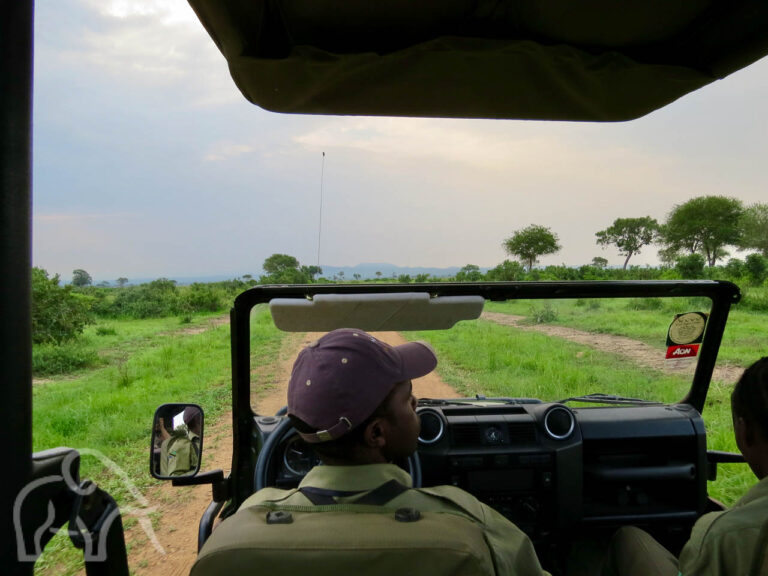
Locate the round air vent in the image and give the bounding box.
[543,406,575,440]
[417,409,445,445]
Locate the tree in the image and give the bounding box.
[261,253,309,284]
[116,277,129,287]
[456,264,483,282]
[503,225,561,271]
[595,216,659,270]
[353,273,361,281]
[591,257,608,269]
[263,254,300,276]
[739,203,768,257]
[300,265,322,281]
[486,260,525,281]
[72,268,93,287]
[660,196,743,267]
[32,267,93,344]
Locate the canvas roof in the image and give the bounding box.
[188,0,768,121]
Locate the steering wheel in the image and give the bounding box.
[254,416,422,491]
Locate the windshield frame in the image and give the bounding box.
[227,280,740,507]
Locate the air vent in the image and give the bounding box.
[418,410,445,445]
[507,422,537,443]
[544,406,575,440]
[451,423,481,446]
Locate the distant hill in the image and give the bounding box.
[316,263,469,280]
[91,263,478,285]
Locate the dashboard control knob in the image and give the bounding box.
[484,426,503,445]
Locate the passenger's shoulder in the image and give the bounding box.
[241,487,298,508]
[414,485,488,522]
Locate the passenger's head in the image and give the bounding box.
[731,357,768,479]
[183,406,202,435]
[287,329,437,465]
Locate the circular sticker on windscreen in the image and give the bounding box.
[667,312,707,345]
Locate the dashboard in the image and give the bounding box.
[257,399,707,546]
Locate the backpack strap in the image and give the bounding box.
[299,479,409,506]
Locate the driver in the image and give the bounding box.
[195,328,550,576]
[603,356,768,576]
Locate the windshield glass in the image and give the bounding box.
[249,294,724,409]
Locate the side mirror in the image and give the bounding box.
[150,403,204,479]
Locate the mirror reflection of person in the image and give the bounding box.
[604,357,768,576]
[194,329,550,575]
[159,407,201,476]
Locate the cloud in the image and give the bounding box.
[204,143,256,162]
[84,0,199,26]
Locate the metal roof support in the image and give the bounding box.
[1,0,34,573]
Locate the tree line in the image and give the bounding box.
[503,196,767,272]
[32,196,767,348]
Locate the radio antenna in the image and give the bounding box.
[316,152,325,268]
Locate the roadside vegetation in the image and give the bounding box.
[32,306,285,575]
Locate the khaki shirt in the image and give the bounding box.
[679,476,768,576]
[241,463,550,576]
[159,428,199,476]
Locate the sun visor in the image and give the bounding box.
[269,293,485,332]
[188,0,768,121]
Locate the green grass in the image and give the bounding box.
[485,298,767,367]
[32,313,226,377]
[408,319,690,404]
[32,306,285,575]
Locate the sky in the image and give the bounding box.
[32,0,768,283]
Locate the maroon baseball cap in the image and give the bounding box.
[287,328,437,443]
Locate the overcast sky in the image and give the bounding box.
[32,0,768,282]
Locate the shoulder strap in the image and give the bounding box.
[299,479,409,506]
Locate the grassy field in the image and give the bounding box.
[485,297,766,365]
[32,307,286,575]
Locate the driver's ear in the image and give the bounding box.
[363,418,387,449]
[734,415,755,453]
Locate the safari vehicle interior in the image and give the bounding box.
[176,281,742,575]
[3,1,768,576]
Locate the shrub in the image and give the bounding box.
[739,288,768,312]
[110,278,180,318]
[487,260,524,281]
[745,254,768,286]
[528,303,558,324]
[625,298,664,311]
[33,341,100,375]
[31,267,94,344]
[675,254,706,279]
[180,283,225,313]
